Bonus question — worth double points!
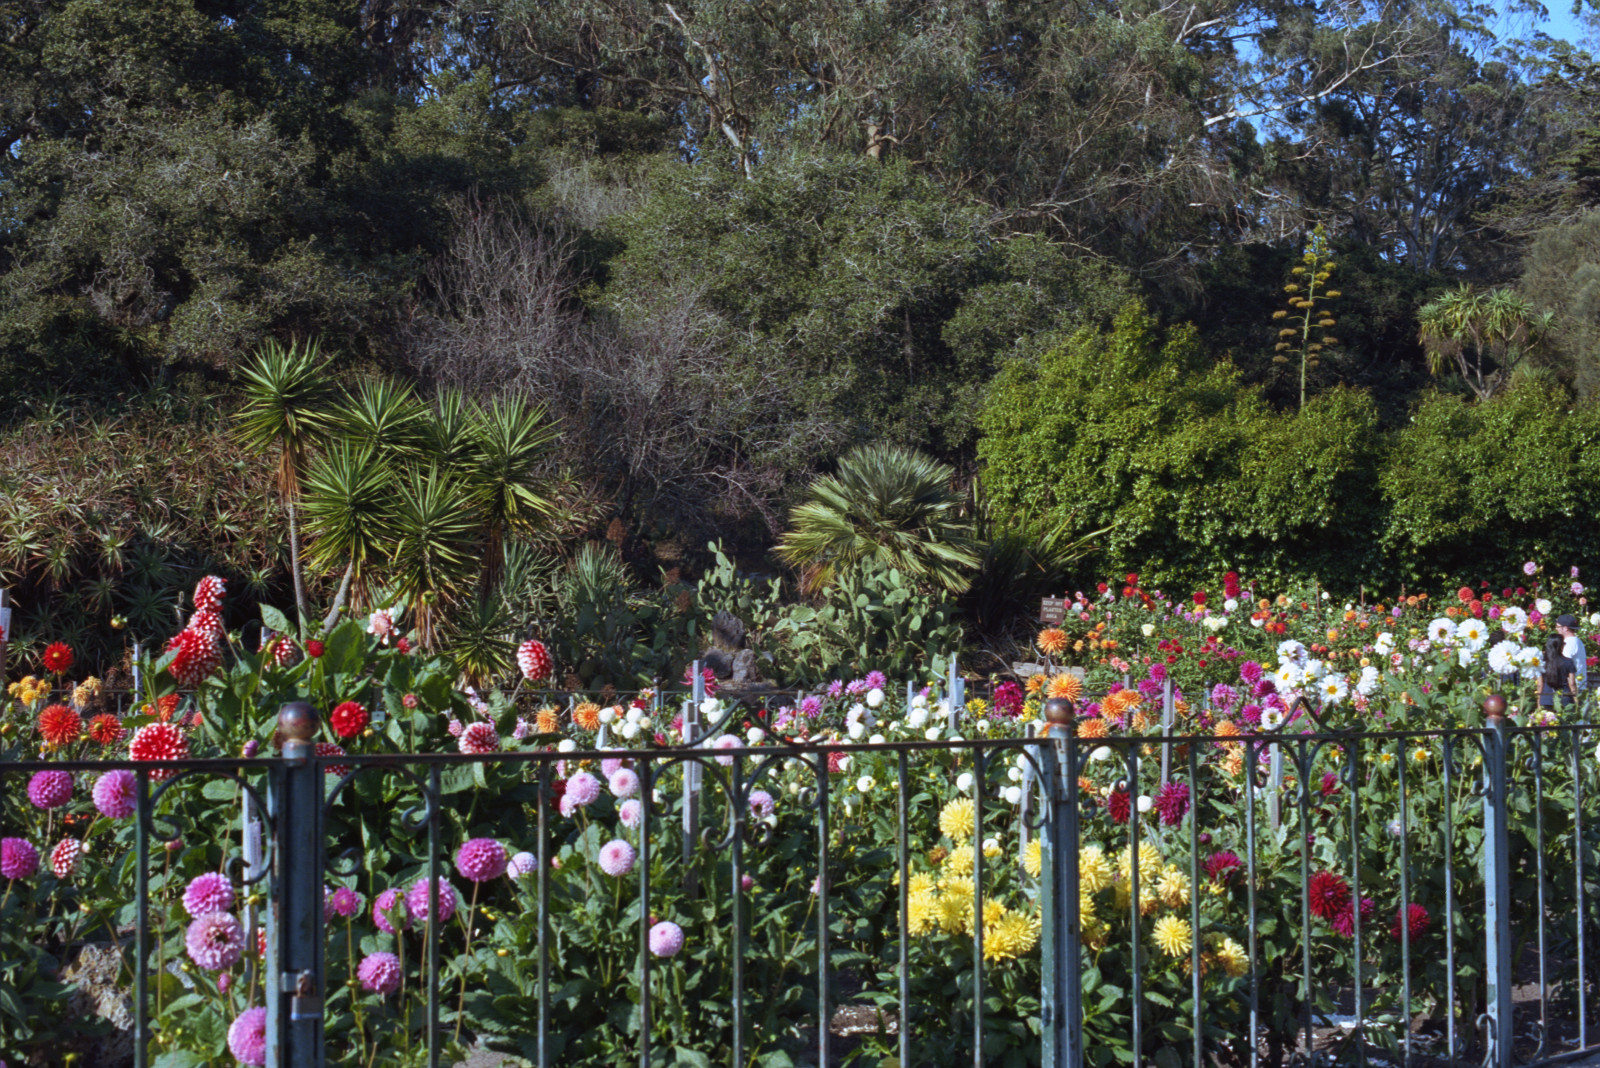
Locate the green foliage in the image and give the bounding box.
[776,444,979,595]
[1518,209,1600,399]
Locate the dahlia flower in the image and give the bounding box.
[37,704,81,747]
[228,1007,268,1066]
[508,851,537,878]
[186,912,246,971]
[193,575,226,613]
[1153,781,1190,827]
[87,713,125,745]
[41,641,74,674]
[329,701,369,739]
[458,722,499,754]
[406,877,457,923]
[183,872,236,917]
[328,886,364,918]
[618,799,643,829]
[27,770,72,810]
[93,770,138,818]
[49,839,82,878]
[456,838,508,882]
[1,838,39,879]
[1307,871,1351,921]
[372,888,410,934]
[1392,903,1430,940]
[516,639,552,681]
[357,951,402,995]
[314,742,350,776]
[565,771,601,808]
[598,839,636,877]
[366,609,395,644]
[648,920,685,957]
[165,627,220,686]
[608,768,640,799]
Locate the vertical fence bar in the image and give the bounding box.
[1574,724,1588,1050]
[427,764,441,1068]
[639,758,653,1068]
[972,746,985,1068]
[134,766,151,1068]
[684,664,705,897]
[1040,699,1082,1068]
[897,748,912,1068]
[817,756,831,1068]
[1348,735,1364,1067]
[1128,742,1143,1068]
[1295,742,1313,1064]
[1484,708,1514,1068]
[1441,736,1459,1061]
[1245,738,1260,1068]
[1160,679,1174,785]
[732,754,746,1068]
[537,761,551,1068]
[267,701,327,1068]
[1396,736,1413,1068]
[1533,731,1549,1060]
[1187,743,1202,1068]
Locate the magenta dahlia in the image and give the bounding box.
[1153,781,1190,827]
[1204,850,1243,883]
[1307,871,1352,922]
[93,769,138,818]
[27,770,73,810]
[328,886,364,918]
[455,838,508,882]
[406,877,458,923]
[1392,903,1430,940]
[1,838,39,879]
[183,872,236,917]
[228,1007,267,1066]
[186,911,245,971]
[357,951,402,995]
[372,888,410,934]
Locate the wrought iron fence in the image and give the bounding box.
[3,699,1600,1068]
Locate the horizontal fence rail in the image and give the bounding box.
[4,704,1600,1067]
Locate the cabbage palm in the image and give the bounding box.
[300,444,394,621]
[1418,285,1553,401]
[467,397,561,592]
[234,339,337,633]
[336,378,426,456]
[777,444,979,594]
[389,466,480,649]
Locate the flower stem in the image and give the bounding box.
[452,881,482,1044]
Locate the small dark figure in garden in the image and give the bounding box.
[1537,633,1576,710]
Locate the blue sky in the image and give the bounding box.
[1522,1,1593,46]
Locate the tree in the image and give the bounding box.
[233,339,337,633]
[1417,284,1552,400]
[776,445,980,595]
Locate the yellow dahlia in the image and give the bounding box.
[1119,842,1163,881]
[909,872,937,896]
[535,706,561,734]
[939,797,976,841]
[1153,915,1193,958]
[1037,628,1070,656]
[907,890,940,936]
[1023,839,1042,878]
[1157,865,1190,909]
[937,881,974,934]
[982,909,1041,961]
[943,845,975,877]
[1079,846,1113,893]
[1216,936,1249,977]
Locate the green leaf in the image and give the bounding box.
[261,603,295,637]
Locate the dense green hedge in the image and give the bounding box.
[977,301,1600,593]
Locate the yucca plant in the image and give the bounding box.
[466,397,561,593]
[234,338,338,632]
[777,444,980,595]
[389,466,481,649]
[300,443,395,621]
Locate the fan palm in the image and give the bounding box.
[389,466,480,650]
[777,445,980,594]
[300,443,395,617]
[234,339,337,632]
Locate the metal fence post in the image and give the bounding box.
[1039,697,1083,1068]
[1483,695,1514,1068]
[683,661,705,895]
[267,701,326,1067]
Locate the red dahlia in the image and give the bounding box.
[1392,903,1430,940]
[37,704,82,747]
[330,701,369,739]
[87,713,126,745]
[1204,850,1243,883]
[157,694,182,722]
[165,628,220,686]
[458,722,500,755]
[1307,871,1352,921]
[129,722,190,780]
[42,641,74,674]
[315,742,350,776]
[193,575,226,613]
[270,637,299,667]
[187,609,224,638]
[306,639,325,658]
[516,639,553,682]
[1106,789,1131,824]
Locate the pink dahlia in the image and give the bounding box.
[648,920,685,957]
[456,838,508,882]
[129,722,189,780]
[1105,789,1130,824]
[598,839,636,877]
[186,911,245,970]
[748,789,775,818]
[357,951,402,995]
[93,769,138,818]
[366,608,396,644]
[329,886,364,918]
[608,768,640,799]
[712,734,740,767]
[1,838,39,879]
[1332,897,1376,938]
[27,770,73,810]
[406,877,458,923]
[49,839,82,878]
[372,888,410,934]
[565,771,601,807]
[508,851,537,878]
[516,639,552,682]
[183,872,236,917]
[228,1007,268,1066]
[193,575,226,613]
[619,799,643,829]
[458,721,500,755]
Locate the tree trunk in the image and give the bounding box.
[287,499,309,638]
[322,563,354,632]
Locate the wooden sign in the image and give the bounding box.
[1039,596,1066,625]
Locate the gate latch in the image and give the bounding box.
[289,970,322,1021]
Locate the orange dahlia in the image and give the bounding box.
[1025,674,1048,696]
[1214,720,1241,740]
[42,641,74,674]
[1077,716,1110,739]
[38,704,82,746]
[1047,674,1084,701]
[1130,710,1152,732]
[535,706,561,734]
[1100,690,1141,724]
[157,694,181,723]
[1036,628,1069,656]
[573,702,602,731]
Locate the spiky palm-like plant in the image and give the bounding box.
[234,339,337,633]
[1418,285,1553,401]
[467,397,560,592]
[300,443,394,619]
[337,377,427,456]
[390,466,480,650]
[777,444,980,595]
